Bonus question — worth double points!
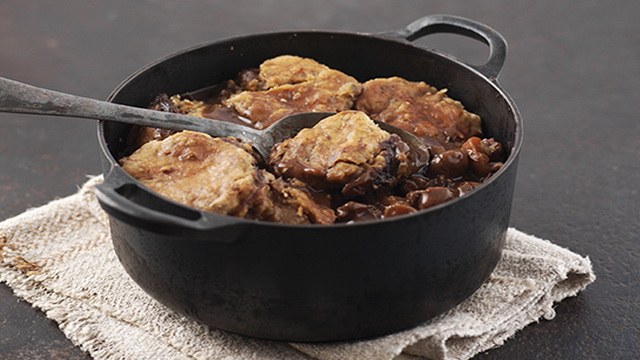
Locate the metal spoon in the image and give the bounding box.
[0,76,429,161]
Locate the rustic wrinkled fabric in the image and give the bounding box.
[0,176,594,360]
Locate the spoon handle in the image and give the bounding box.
[0,76,245,134]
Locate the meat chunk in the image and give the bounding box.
[461,136,504,177]
[335,195,417,223]
[335,201,382,223]
[268,111,414,198]
[407,187,459,210]
[120,131,335,224]
[225,55,363,129]
[353,77,482,144]
[246,175,336,224]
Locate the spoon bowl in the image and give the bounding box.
[0,76,429,161]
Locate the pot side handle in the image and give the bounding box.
[94,167,244,239]
[378,14,508,81]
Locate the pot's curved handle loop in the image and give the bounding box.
[378,14,508,81]
[94,167,244,240]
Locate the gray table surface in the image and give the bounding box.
[1,1,638,359]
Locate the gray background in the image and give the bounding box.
[1,1,638,358]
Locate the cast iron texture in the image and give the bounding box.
[94,15,523,342]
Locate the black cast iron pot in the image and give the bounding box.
[94,14,523,342]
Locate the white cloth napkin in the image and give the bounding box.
[0,176,594,360]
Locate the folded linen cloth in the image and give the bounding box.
[0,176,594,360]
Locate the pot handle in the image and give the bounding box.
[94,167,244,239]
[378,14,508,81]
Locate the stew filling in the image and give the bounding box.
[120,55,505,224]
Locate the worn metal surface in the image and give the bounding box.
[0,0,638,358]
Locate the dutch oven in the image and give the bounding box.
[94,14,523,342]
